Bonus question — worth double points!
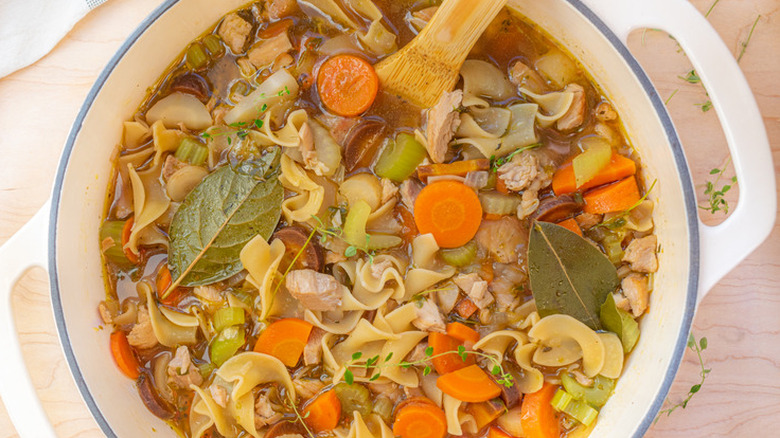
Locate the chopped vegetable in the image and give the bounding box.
[488,426,516,438]
[601,232,624,265]
[374,133,428,182]
[372,396,394,422]
[551,388,598,426]
[333,382,373,417]
[110,331,141,379]
[417,159,490,183]
[439,241,478,267]
[520,382,560,438]
[436,364,502,403]
[583,176,641,214]
[253,318,313,367]
[210,326,246,367]
[121,217,139,264]
[414,181,483,248]
[561,374,615,408]
[446,322,480,344]
[467,399,506,429]
[303,389,342,432]
[428,331,474,375]
[156,264,183,306]
[392,397,447,438]
[213,307,245,332]
[186,42,208,70]
[572,137,612,188]
[600,294,640,353]
[455,298,479,318]
[556,218,582,236]
[317,55,378,117]
[175,137,208,166]
[99,220,132,266]
[202,34,224,57]
[552,154,637,196]
[479,192,521,217]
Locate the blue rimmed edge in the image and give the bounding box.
[48,1,181,437]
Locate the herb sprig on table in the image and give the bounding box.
[655,334,711,423]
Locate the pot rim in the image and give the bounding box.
[48,1,699,436]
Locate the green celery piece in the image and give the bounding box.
[210,326,246,367]
[375,133,427,182]
[213,306,246,332]
[439,241,478,267]
[552,388,599,426]
[561,373,615,408]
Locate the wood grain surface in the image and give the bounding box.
[0,0,777,437]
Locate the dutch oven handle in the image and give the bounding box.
[0,202,58,438]
[580,0,776,304]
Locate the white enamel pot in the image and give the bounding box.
[0,0,775,436]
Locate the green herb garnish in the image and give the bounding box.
[655,333,710,423]
[699,159,736,214]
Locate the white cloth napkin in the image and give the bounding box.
[0,0,108,78]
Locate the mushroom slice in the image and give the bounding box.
[166,166,209,202]
[137,373,176,420]
[272,226,325,272]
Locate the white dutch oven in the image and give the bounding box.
[0,0,775,436]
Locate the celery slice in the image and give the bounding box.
[479,192,521,216]
[374,133,427,182]
[175,137,208,166]
[99,220,131,266]
[343,200,402,250]
[561,374,615,408]
[439,241,478,267]
[552,388,599,426]
[210,326,245,367]
[213,307,245,332]
[573,136,612,188]
[186,42,209,70]
[202,34,224,57]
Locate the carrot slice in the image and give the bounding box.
[303,389,341,432]
[495,175,509,194]
[121,216,140,264]
[552,153,636,196]
[488,426,516,438]
[110,331,141,379]
[436,365,502,403]
[467,399,505,429]
[393,397,448,438]
[414,180,483,248]
[446,322,480,344]
[454,298,479,318]
[417,159,490,183]
[155,264,185,306]
[556,218,582,236]
[253,318,313,367]
[317,55,379,117]
[429,332,474,375]
[582,176,641,214]
[520,382,560,438]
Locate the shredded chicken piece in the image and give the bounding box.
[293,378,326,400]
[413,299,446,333]
[127,307,158,349]
[297,121,329,176]
[623,235,659,273]
[622,273,650,317]
[399,179,423,212]
[490,264,526,311]
[167,346,203,388]
[218,13,252,54]
[380,178,398,204]
[497,151,539,192]
[575,212,602,230]
[263,0,298,20]
[556,84,586,131]
[453,273,493,309]
[255,392,283,430]
[405,342,430,364]
[248,32,293,69]
[210,385,229,408]
[194,284,223,302]
[369,382,403,404]
[285,269,343,311]
[98,302,114,324]
[325,250,347,265]
[404,386,425,398]
[303,327,325,366]
[613,292,631,313]
[162,155,187,181]
[425,90,462,163]
[571,368,594,386]
[475,216,526,264]
[595,102,618,122]
[370,258,394,280]
[509,60,546,92]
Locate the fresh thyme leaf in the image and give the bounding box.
[423,366,432,376]
[679,70,701,84]
[254,119,264,129]
[654,333,710,423]
[425,346,434,356]
[345,246,358,257]
[597,180,657,229]
[344,369,354,385]
[385,352,393,362]
[369,373,381,381]
[352,352,363,360]
[492,365,501,375]
[698,158,736,215]
[696,100,713,112]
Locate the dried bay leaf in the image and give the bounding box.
[169,149,283,287]
[600,294,640,353]
[528,221,618,330]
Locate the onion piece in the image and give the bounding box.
[146,92,213,130]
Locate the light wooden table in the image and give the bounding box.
[0,0,777,436]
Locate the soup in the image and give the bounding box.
[97,1,658,437]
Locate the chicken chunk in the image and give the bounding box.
[285,269,343,311]
[622,273,650,317]
[497,151,539,192]
[218,13,252,54]
[262,0,298,20]
[453,273,493,309]
[595,102,618,122]
[575,212,603,230]
[370,258,394,280]
[255,392,282,430]
[556,84,586,131]
[293,378,326,400]
[248,32,293,69]
[490,264,526,311]
[162,155,187,181]
[380,178,398,205]
[475,216,527,264]
[425,90,462,163]
[613,292,632,313]
[167,346,203,388]
[127,307,158,349]
[399,179,423,213]
[297,122,329,176]
[412,299,446,333]
[623,235,659,273]
[317,114,359,146]
[303,327,325,366]
[509,60,546,93]
[210,385,229,408]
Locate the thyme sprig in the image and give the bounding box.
[655,333,710,423]
[490,143,543,172]
[284,398,314,438]
[311,214,376,263]
[343,345,515,388]
[698,159,736,215]
[737,15,761,63]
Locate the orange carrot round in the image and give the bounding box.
[436,364,502,403]
[414,180,483,248]
[552,153,637,196]
[582,176,640,214]
[446,322,480,344]
[429,332,474,375]
[520,382,561,438]
[488,426,516,438]
[393,397,448,438]
[110,331,141,379]
[121,216,140,264]
[253,318,313,367]
[317,55,379,117]
[303,389,341,432]
[555,218,583,236]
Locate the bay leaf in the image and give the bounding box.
[600,293,640,353]
[528,221,618,330]
[169,149,283,286]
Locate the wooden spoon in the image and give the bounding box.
[374,0,508,108]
